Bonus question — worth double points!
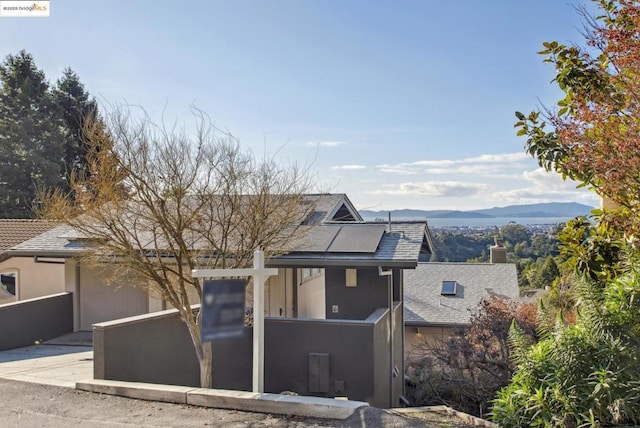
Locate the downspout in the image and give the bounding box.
[75,262,81,332]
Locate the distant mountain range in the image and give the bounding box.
[359,202,595,221]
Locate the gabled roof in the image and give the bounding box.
[269,222,433,268]
[0,219,58,260]
[404,262,519,327]
[301,194,362,225]
[7,194,364,258]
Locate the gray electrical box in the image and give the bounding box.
[308,352,330,393]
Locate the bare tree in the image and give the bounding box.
[41,107,316,388]
[407,297,538,417]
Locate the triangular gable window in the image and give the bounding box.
[330,203,357,222]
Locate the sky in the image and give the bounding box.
[1,0,601,211]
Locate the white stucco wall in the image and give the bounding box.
[296,268,326,319]
[266,268,294,318]
[77,264,149,331]
[0,256,65,301]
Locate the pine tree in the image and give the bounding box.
[0,51,64,217]
[53,68,99,188]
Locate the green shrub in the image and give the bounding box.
[492,267,640,427]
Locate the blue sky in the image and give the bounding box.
[1,0,601,211]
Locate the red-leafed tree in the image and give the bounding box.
[516,0,640,232]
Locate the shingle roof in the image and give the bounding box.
[301,194,362,225]
[0,219,58,253]
[404,262,519,326]
[7,194,365,258]
[11,224,88,255]
[270,222,430,267]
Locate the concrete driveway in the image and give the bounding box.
[0,344,93,388]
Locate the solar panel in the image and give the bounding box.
[290,224,386,253]
[441,280,457,296]
[327,224,386,253]
[292,226,341,252]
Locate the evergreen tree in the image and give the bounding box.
[0,51,64,217]
[53,68,99,187]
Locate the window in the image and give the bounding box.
[441,280,457,296]
[301,268,322,282]
[0,272,17,300]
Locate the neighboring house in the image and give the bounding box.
[403,259,519,363]
[520,288,549,304]
[0,219,62,305]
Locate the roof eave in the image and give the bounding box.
[267,257,417,268]
[404,320,471,328]
[6,249,82,258]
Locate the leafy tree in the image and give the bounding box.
[500,223,531,246]
[494,3,640,423]
[515,0,640,233]
[41,107,316,388]
[0,50,64,217]
[430,232,494,262]
[557,215,626,282]
[530,232,559,258]
[527,256,560,290]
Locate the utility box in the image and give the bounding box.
[308,352,330,393]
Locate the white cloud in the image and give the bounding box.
[376,152,530,176]
[305,141,344,147]
[368,181,489,197]
[424,165,515,176]
[463,153,529,164]
[488,168,600,206]
[331,164,366,170]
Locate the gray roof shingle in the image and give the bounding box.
[11,225,88,255]
[0,219,58,253]
[271,222,430,267]
[404,262,519,326]
[7,194,368,259]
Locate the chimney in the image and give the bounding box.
[490,237,507,263]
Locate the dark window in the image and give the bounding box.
[1,273,16,296]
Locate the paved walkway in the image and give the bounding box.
[0,344,93,388]
[0,345,464,426]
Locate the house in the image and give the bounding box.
[4,194,373,330]
[0,219,62,305]
[2,193,435,407]
[403,259,519,363]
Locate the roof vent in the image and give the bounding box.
[441,280,457,296]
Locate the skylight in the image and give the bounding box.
[441,280,457,296]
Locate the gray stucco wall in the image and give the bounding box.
[372,305,391,407]
[392,303,404,405]
[93,309,200,386]
[324,267,389,320]
[264,314,379,404]
[93,307,396,408]
[0,292,73,351]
